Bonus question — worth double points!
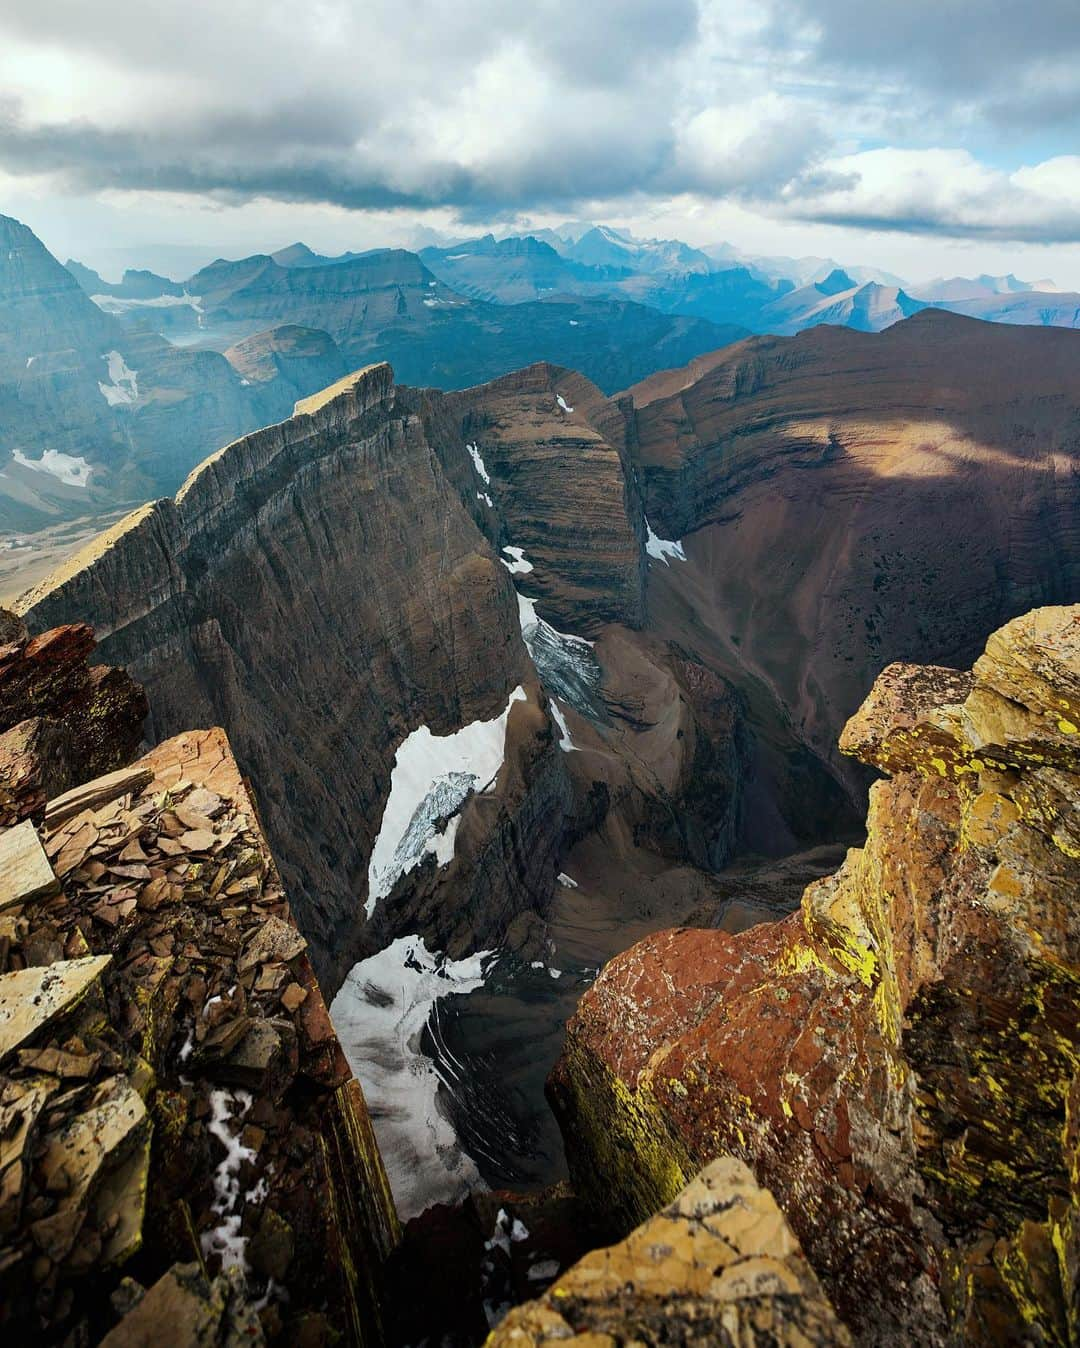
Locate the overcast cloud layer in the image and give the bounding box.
[1,0,1079,258]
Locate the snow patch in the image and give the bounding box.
[92,291,203,315]
[201,1087,263,1272]
[97,350,139,406]
[12,449,93,489]
[556,394,574,413]
[549,700,576,752]
[644,517,686,564]
[329,934,492,1220]
[549,967,563,980]
[466,441,490,484]
[366,686,526,916]
[477,490,494,508]
[557,871,578,889]
[500,545,533,575]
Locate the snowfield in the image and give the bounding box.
[329,934,493,1220]
[365,686,526,916]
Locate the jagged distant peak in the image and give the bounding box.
[817,267,857,295]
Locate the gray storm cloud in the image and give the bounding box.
[0,0,1079,242]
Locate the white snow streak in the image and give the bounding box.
[329,934,492,1220]
[557,872,578,888]
[500,545,533,575]
[477,491,494,508]
[466,441,491,484]
[97,350,139,406]
[12,449,93,488]
[201,1087,265,1272]
[549,699,576,752]
[556,394,574,413]
[365,686,526,916]
[644,517,687,564]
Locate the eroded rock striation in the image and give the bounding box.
[549,604,1080,1344]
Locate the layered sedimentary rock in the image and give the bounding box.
[19,365,564,988]
[224,323,349,422]
[444,363,645,632]
[489,1157,848,1347]
[616,312,1080,802]
[550,604,1080,1344]
[0,629,399,1345]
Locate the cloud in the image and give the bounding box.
[776,148,1080,243]
[0,0,1079,245]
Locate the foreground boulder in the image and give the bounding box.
[488,1155,848,1346]
[549,605,1080,1344]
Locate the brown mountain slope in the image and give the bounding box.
[15,313,1080,1207]
[615,311,1080,796]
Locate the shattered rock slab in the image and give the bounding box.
[0,724,398,1346]
[0,817,60,910]
[98,1261,265,1348]
[0,954,110,1060]
[489,1156,850,1346]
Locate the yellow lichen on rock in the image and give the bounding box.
[487,1156,850,1347]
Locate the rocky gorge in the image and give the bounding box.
[2,311,1079,1343]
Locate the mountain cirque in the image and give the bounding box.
[550,604,1080,1344]
[11,312,1080,1337]
[19,310,1080,1022]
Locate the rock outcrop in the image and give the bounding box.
[489,1156,848,1347]
[0,623,399,1345]
[549,604,1080,1344]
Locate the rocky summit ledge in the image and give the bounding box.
[488,1155,848,1346]
[0,619,398,1346]
[548,604,1080,1346]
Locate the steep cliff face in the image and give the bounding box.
[549,604,1080,1345]
[20,365,552,990]
[617,313,1080,802]
[0,620,399,1346]
[444,362,645,633]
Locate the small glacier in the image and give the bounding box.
[517,592,603,722]
[366,686,526,916]
[329,934,492,1220]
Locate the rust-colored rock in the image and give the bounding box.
[549,604,1080,1345]
[0,612,147,826]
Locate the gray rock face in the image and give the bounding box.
[21,365,545,988]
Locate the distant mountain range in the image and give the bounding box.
[0,213,746,537]
[5,206,1078,542]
